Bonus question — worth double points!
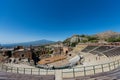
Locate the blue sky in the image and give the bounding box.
[0,0,120,43]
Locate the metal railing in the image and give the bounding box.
[62,59,120,78]
[0,59,120,79]
[0,64,55,75]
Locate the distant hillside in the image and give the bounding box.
[63,31,120,46]
[63,35,88,47]
[1,31,120,48]
[95,31,120,40]
[2,39,55,48]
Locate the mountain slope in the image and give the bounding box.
[2,39,55,47]
[63,31,120,46]
[95,31,120,40]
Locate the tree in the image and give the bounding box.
[79,34,86,37]
[107,37,120,42]
[31,49,38,65]
[6,51,12,58]
[86,36,99,42]
[71,42,77,47]
[81,40,88,43]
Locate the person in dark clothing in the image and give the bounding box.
[31,49,38,65]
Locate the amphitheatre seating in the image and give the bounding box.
[82,45,116,56]
[81,46,97,53]
[90,51,101,55]
[89,46,115,56]
[103,47,120,57]
[0,71,55,80]
[90,46,114,53]
[93,46,114,52]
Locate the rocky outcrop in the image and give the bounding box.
[96,31,120,40]
[63,35,88,46]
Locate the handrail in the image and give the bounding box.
[62,59,120,78]
[0,59,120,78]
[0,64,55,75]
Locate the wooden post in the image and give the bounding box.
[1,64,3,70]
[24,68,25,74]
[73,68,75,78]
[31,68,32,75]
[109,63,111,71]
[46,69,48,75]
[101,64,104,72]
[114,61,115,69]
[93,66,95,74]
[6,66,7,72]
[17,67,19,74]
[11,67,12,72]
[84,67,86,76]
[38,68,40,75]
[118,60,119,67]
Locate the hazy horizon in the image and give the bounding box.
[0,30,119,44]
[0,0,120,43]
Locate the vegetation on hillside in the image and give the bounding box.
[63,31,120,47]
[107,37,120,42]
[63,34,99,47]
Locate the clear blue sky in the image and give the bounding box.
[0,0,120,43]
